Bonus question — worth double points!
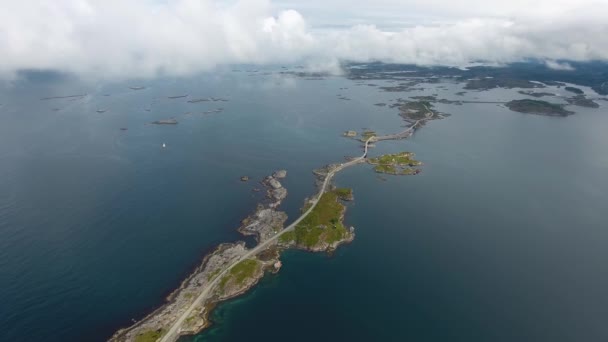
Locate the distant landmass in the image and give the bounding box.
[346,60,608,95]
[506,99,574,116]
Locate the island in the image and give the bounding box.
[151,119,178,125]
[368,152,422,175]
[566,95,600,108]
[390,99,443,121]
[360,130,376,141]
[518,90,556,98]
[505,99,574,116]
[565,86,584,94]
[278,188,355,252]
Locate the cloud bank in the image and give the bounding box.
[1,0,607,78]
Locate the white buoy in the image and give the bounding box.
[162,143,166,148]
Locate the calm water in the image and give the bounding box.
[1,69,607,342]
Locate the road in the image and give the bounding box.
[159,138,375,342]
[373,119,422,141]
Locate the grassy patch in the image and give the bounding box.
[134,329,164,342]
[361,130,377,140]
[230,259,260,285]
[334,188,353,200]
[219,259,260,292]
[369,152,421,175]
[368,152,418,166]
[279,230,295,243]
[219,274,230,291]
[400,168,417,175]
[374,164,397,174]
[294,190,349,248]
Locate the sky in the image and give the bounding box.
[1,0,607,78]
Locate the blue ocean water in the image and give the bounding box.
[1,69,607,341]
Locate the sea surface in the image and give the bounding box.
[0,68,607,342]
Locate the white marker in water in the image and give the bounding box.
[162,143,166,148]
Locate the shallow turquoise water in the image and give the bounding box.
[1,69,607,341]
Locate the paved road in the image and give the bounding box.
[373,119,422,141]
[159,138,375,342]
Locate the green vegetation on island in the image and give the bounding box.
[400,101,431,120]
[283,189,353,251]
[374,164,397,174]
[505,99,574,116]
[368,152,422,176]
[134,329,164,342]
[361,130,376,141]
[219,259,261,291]
[389,100,437,121]
[368,152,420,166]
[334,188,354,201]
[278,230,296,244]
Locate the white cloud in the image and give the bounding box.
[0,0,607,79]
[545,60,575,71]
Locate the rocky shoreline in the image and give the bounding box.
[109,168,354,342]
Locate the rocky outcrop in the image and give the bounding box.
[273,170,287,179]
[265,177,282,190]
[109,243,248,342]
[238,206,288,243]
[239,172,289,242]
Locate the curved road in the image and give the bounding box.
[159,138,375,342]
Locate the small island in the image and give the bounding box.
[360,130,376,141]
[278,188,355,252]
[566,95,600,108]
[152,119,178,125]
[565,86,584,95]
[505,99,574,116]
[390,99,442,121]
[518,90,556,98]
[367,152,422,175]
